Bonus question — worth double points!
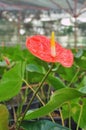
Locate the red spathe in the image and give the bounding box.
[26,35,73,67]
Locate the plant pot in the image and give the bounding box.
[40,110,62,124]
[65,118,82,130]
[7,99,40,120]
[9,126,24,130]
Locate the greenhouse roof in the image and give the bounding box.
[0,0,86,12]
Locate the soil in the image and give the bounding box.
[9,125,24,130]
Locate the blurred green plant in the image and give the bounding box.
[0,44,86,130]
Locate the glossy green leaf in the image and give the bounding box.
[47,75,66,90]
[21,120,70,130]
[25,88,85,120]
[0,104,9,130]
[0,62,25,101]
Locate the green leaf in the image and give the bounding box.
[75,50,86,69]
[75,49,83,58]
[26,64,48,83]
[26,64,44,74]
[6,45,25,61]
[79,86,86,93]
[75,58,86,69]
[78,76,86,89]
[25,88,85,120]
[72,99,86,129]
[47,75,66,90]
[0,62,25,101]
[0,104,9,130]
[21,120,70,130]
[61,104,70,120]
[57,66,77,82]
[27,72,44,83]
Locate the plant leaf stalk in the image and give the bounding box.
[17,63,54,129]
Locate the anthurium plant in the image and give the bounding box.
[0,32,86,130]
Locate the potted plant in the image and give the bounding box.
[0,32,86,130]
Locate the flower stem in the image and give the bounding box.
[68,67,80,87]
[67,102,71,130]
[76,105,83,130]
[17,63,54,129]
[59,108,65,126]
[22,79,55,123]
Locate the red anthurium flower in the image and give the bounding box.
[26,32,73,67]
[3,56,10,65]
